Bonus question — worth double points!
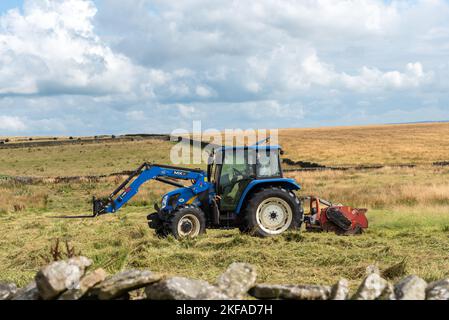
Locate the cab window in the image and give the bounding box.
[218,149,256,211]
[257,150,281,178]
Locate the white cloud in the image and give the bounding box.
[177,104,196,118]
[0,0,442,99]
[246,49,432,93]
[0,0,448,134]
[0,0,139,95]
[341,62,433,92]
[245,81,261,93]
[126,110,146,121]
[0,116,26,131]
[195,85,213,98]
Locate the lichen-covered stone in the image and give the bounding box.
[145,277,229,300]
[11,281,40,300]
[366,265,380,275]
[394,275,427,300]
[35,256,92,300]
[378,282,395,300]
[330,279,349,300]
[216,263,257,299]
[249,284,331,300]
[0,282,17,300]
[89,269,161,300]
[426,279,449,300]
[352,273,390,300]
[59,268,108,300]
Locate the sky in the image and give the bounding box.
[0,0,449,135]
[0,1,22,13]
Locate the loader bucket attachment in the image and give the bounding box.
[49,197,110,219]
[93,196,109,216]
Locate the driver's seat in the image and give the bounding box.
[220,178,250,211]
[219,173,235,208]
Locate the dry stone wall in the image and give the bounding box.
[1,257,448,300]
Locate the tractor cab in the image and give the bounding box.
[208,145,284,212]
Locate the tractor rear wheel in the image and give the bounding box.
[168,205,206,239]
[242,187,302,237]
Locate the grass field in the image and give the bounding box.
[1,123,449,291]
[0,139,174,176]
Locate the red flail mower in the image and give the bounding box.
[302,196,368,235]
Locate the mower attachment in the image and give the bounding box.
[326,207,353,231]
[302,196,368,235]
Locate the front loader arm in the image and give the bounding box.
[93,163,207,216]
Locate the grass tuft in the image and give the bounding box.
[382,259,408,280]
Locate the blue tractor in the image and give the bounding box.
[92,143,303,239]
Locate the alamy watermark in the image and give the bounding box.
[169,121,279,165]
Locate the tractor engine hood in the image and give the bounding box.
[161,187,195,210]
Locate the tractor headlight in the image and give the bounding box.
[161,195,168,208]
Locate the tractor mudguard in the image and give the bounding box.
[235,178,301,214]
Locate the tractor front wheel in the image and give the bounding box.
[168,205,206,239]
[242,187,302,237]
[147,212,168,238]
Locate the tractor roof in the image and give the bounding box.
[219,145,282,151]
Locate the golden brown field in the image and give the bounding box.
[279,122,449,165]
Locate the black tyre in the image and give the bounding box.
[147,212,169,238]
[242,187,302,237]
[168,205,206,239]
[238,224,250,233]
